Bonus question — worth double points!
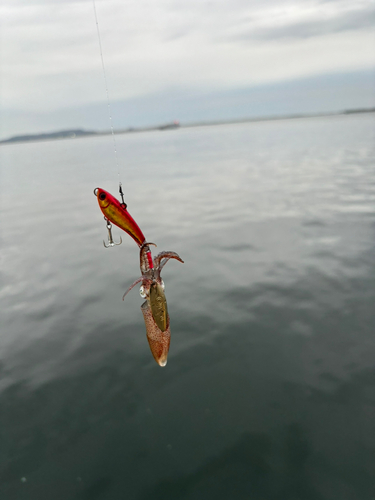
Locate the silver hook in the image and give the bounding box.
[103,219,122,248]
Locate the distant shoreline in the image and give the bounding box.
[1,107,374,145]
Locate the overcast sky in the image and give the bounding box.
[1,0,374,137]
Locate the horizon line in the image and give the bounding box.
[1,107,374,145]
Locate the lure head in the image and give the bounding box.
[95,188,111,209]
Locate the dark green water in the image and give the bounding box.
[1,114,374,499]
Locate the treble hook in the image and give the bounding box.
[103,218,122,248]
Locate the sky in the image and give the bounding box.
[1,0,374,138]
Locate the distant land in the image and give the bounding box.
[1,108,374,145]
[0,128,98,144]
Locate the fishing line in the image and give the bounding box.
[92,0,121,186]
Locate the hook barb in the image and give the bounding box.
[103,235,122,248]
[103,219,122,248]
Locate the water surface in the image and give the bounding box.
[1,114,375,499]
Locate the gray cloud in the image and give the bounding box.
[227,3,375,42]
[1,0,374,130]
[9,0,91,4]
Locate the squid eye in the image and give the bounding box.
[160,279,165,290]
[139,285,147,298]
[99,192,106,200]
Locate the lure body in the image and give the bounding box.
[96,188,145,247]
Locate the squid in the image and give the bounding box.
[123,243,183,366]
[95,187,183,366]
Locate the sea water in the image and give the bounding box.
[0,113,374,499]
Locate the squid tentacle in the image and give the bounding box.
[154,251,184,271]
[122,277,144,300]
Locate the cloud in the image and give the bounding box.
[224,1,375,42]
[1,0,374,118]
